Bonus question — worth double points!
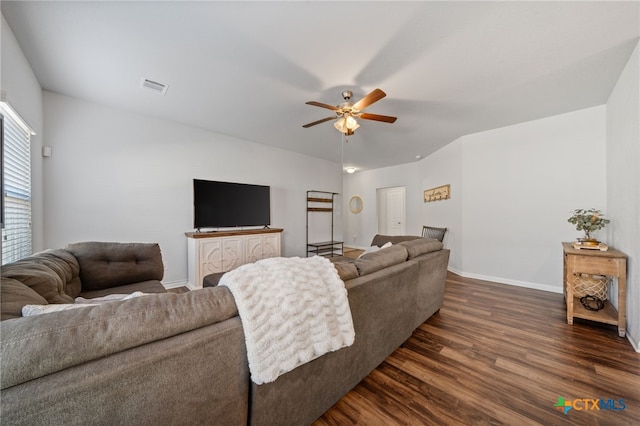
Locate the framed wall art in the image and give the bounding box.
[424,184,450,202]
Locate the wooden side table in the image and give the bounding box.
[562,242,627,337]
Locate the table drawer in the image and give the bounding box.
[570,255,621,276]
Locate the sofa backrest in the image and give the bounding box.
[66,242,164,291]
[370,234,443,259]
[1,286,239,389]
[370,234,422,247]
[328,236,444,282]
[397,238,443,259]
[352,244,409,276]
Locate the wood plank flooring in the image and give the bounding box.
[314,272,640,426]
[343,248,365,259]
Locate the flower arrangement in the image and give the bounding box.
[567,208,610,242]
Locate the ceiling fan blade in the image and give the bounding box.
[305,101,339,111]
[353,88,386,111]
[302,116,335,128]
[360,112,397,123]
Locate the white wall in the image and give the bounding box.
[419,139,463,271]
[606,40,639,351]
[343,161,420,248]
[1,14,44,251]
[43,92,341,285]
[344,106,607,293]
[460,106,606,292]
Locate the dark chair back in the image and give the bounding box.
[421,226,447,243]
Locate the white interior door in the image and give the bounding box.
[377,187,406,236]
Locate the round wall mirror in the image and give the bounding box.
[349,195,364,214]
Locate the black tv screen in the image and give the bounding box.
[193,179,271,229]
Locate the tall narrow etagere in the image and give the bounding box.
[306,190,343,257]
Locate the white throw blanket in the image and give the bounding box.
[219,256,355,384]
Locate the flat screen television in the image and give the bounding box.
[193,179,271,229]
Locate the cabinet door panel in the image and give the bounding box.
[262,234,280,259]
[200,239,223,274]
[188,231,282,289]
[222,237,244,271]
[245,235,264,263]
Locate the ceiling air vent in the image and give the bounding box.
[140,78,169,95]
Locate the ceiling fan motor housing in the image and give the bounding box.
[338,102,354,114]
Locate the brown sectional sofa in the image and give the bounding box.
[0,236,449,425]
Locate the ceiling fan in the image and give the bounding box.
[302,88,397,136]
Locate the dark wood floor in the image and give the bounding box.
[314,272,640,426]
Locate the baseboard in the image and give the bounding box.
[162,279,189,289]
[626,329,640,353]
[447,267,562,294]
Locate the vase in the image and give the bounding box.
[578,237,600,246]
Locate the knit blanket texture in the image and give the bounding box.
[219,256,355,384]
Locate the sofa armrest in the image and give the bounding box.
[66,242,164,291]
[1,287,237,389]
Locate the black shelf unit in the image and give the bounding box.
[306,190,343,257]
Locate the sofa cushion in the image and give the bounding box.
[1,278,49,320]
[1,261,74,305]
[28,249,82,298]
[66,242,164,291]
[79,280,166,299]
[398,238,443,259]
[353,245,408,276]
[203,272,226,288]
[331,261,359,281]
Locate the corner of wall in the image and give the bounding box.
[1,12,45,252]
[606,39,640,352]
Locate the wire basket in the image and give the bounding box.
[573,273,608,300]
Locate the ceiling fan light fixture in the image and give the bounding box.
[345,115,360,131]
[334,114,359,134]
[334,117,347,133]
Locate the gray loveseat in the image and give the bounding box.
[1,236,449,425]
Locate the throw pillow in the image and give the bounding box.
[358,242,392,259]
[22,292,147,317]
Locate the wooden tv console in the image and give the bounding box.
[185,228,283,289]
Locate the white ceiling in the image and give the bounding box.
[2,1,639,172]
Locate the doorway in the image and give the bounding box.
[377,186,406,235]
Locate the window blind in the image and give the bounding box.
[2,111,32,264]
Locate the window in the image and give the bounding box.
[1,102,34,265]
